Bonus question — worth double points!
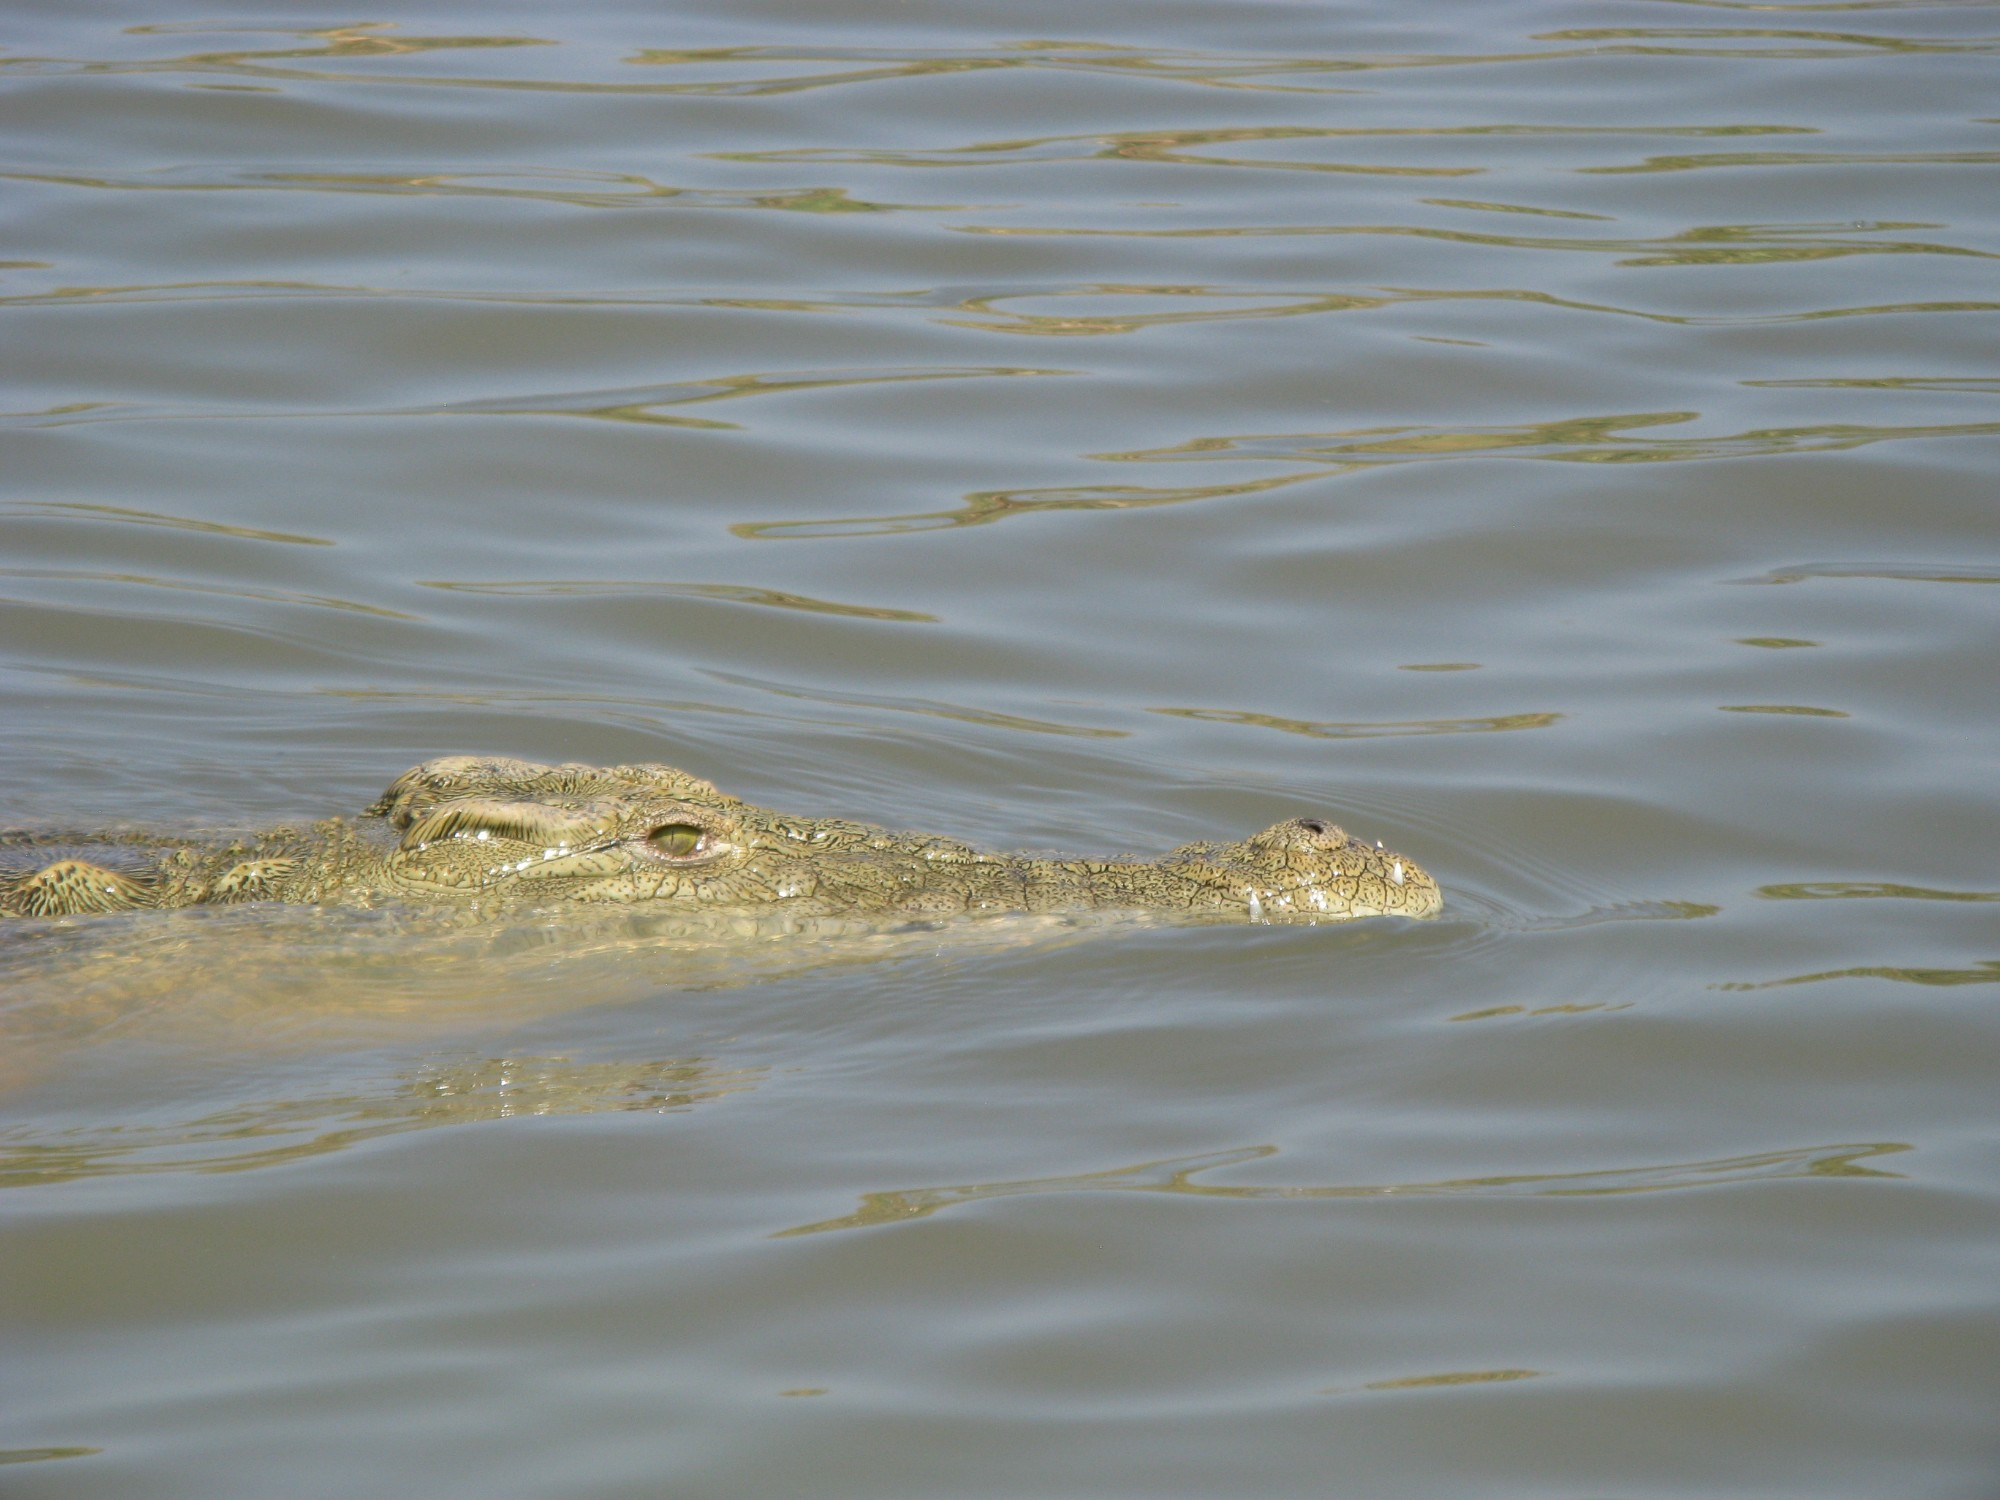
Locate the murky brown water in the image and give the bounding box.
[4,1,1998,1495]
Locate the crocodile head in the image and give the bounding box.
[365,756,777,903]
[363,756,1440,922]
[1148,816,1444,922]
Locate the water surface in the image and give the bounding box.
[3,0,1998,1495]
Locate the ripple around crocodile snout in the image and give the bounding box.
[1,757,1440,926]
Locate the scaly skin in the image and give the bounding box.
[0,756,1441,924]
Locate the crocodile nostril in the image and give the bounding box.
[1297,818,1326,835]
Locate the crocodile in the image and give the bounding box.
[0,755,1440,925]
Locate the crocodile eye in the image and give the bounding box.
[646,824,705,859]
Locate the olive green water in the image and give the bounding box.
[3,1,1998,1494]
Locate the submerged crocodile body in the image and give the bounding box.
[1,756,1441,925]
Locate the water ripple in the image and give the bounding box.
[0,1055,763,1189]
[14,24,1992,99]
[418,579,936,623]
[0,502,333,546]
[1585,149,2000,174]
[1719,960,2000,990]
[5,280,1990,334]
[702,668,1128,738]
[1100,410,2000,466]
[2,165,954,216]
[718,121,1819,171]
[0,569,418,621]
[2,366,1070,431]
[1731,561,2000,584]
[732,472,1326,540]
[776,1141,1911,1235]
[950,218,1997,265]
[726,404,2000,545]
[1718,704,1850,717]
[1757,881,2000,902]
[1150,708,1564,740]
[0,1449,101,1467]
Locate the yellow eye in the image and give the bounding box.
[646,824,705,858]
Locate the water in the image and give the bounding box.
[4,0,1998,1494]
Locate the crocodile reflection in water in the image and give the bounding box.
[1,756,1441,924]
[0,1054,767,1190]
